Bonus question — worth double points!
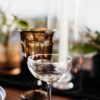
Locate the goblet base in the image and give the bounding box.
[21,89,47,100]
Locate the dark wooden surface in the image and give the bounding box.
[4,87,77,100]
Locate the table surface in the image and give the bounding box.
[4,87,77,100]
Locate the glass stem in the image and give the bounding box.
[47,83,52,100]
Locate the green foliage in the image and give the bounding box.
[0,9,29,44]
[72,30,100,54]
[14,17,29,30]
[91,31,100,44]
[0,9,6,26]
[72,43,95,54]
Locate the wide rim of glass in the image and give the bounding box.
[28,54,72,63]
[19,30,55,34]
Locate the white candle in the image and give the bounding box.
[74,0,80,41]
[47,0,55,30]
[57,0,68,62]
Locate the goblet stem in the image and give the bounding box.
[47,83,52,100]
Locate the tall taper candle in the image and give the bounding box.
[74,0,80,41]
[57,0,68,62]
[47,0,56,30]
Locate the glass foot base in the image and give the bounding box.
[21,90,47,100]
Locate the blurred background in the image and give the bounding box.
[0,0,100,100]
